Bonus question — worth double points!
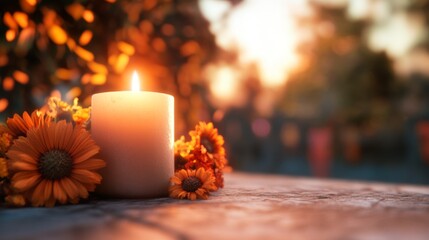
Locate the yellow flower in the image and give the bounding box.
[47,97,91,127]
[174,136,194,157]
[174,136,193,171]
[47,97,71,119]
[6,110,51,137]
[169,168,216,200]
[0,157,8,178]
[7,121,106,207]
[71,106,91,127]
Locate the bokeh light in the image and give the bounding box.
[251,118,271,138]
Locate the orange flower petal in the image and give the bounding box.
[169,189,183,198]
[195,188,205,195]
[53,121,66,149]
[178,191,187,199]
[43,180,53,202]
[12,172,41,191]
[169,185,182,192]
[45,121,56,149]
[10,161,37,171]
[74,159,105,170]
[73,148,100,164]
[70,179,89,198]
[68,129,91,154]
[7,151,37,164]
[196,167,204,177]
[31,180,49,205]
[178,169,189,179]
[27,127,48,153]
[22,112,33,127]
[53,180,67,203]
[170,176,182,185]
[56,122,69,149]
[62,123,75,150]
[60,178,79,199]
[71,169,102,184]
[44,197,56,207]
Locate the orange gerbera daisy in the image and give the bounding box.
[6,120,105,207]
[169,168,216,200]
[190,122,225,157]
[6,110,51,137]
[189,122,227,169]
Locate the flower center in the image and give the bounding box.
[201,137,215,153]
[182,176,202,192]
[39,149,73,180]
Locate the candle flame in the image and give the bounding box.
[131,71,140,91]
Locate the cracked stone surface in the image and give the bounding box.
[1,172,429,240]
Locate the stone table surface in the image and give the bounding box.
[1,172,429,240]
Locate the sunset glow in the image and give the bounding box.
[206,65,242,106]
[200,0,423,105]
[200,0,307,88]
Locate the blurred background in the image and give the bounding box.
[1,0,429,184]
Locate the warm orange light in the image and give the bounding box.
[5,30,16,42]
[209,66,237,100]
[13,70,29,84]
[113,53,129,73]
[131,71,140,91]
[48,25,68,45]
[3,12,18,30]
[117,41,135,56]
[13,12,28,28]
[74,46,94,62]
[204,64,247,109]
[3,77,14,91]
[0,54,8,67]
[0,98,8,112]
[25,0,37,7]
[82,10,94,23]
[78,30,93,46]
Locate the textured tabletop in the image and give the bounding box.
[1,172,429,240]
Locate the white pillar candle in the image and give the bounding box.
[91,72,174,198]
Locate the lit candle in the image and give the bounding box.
[91,71,174,198]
